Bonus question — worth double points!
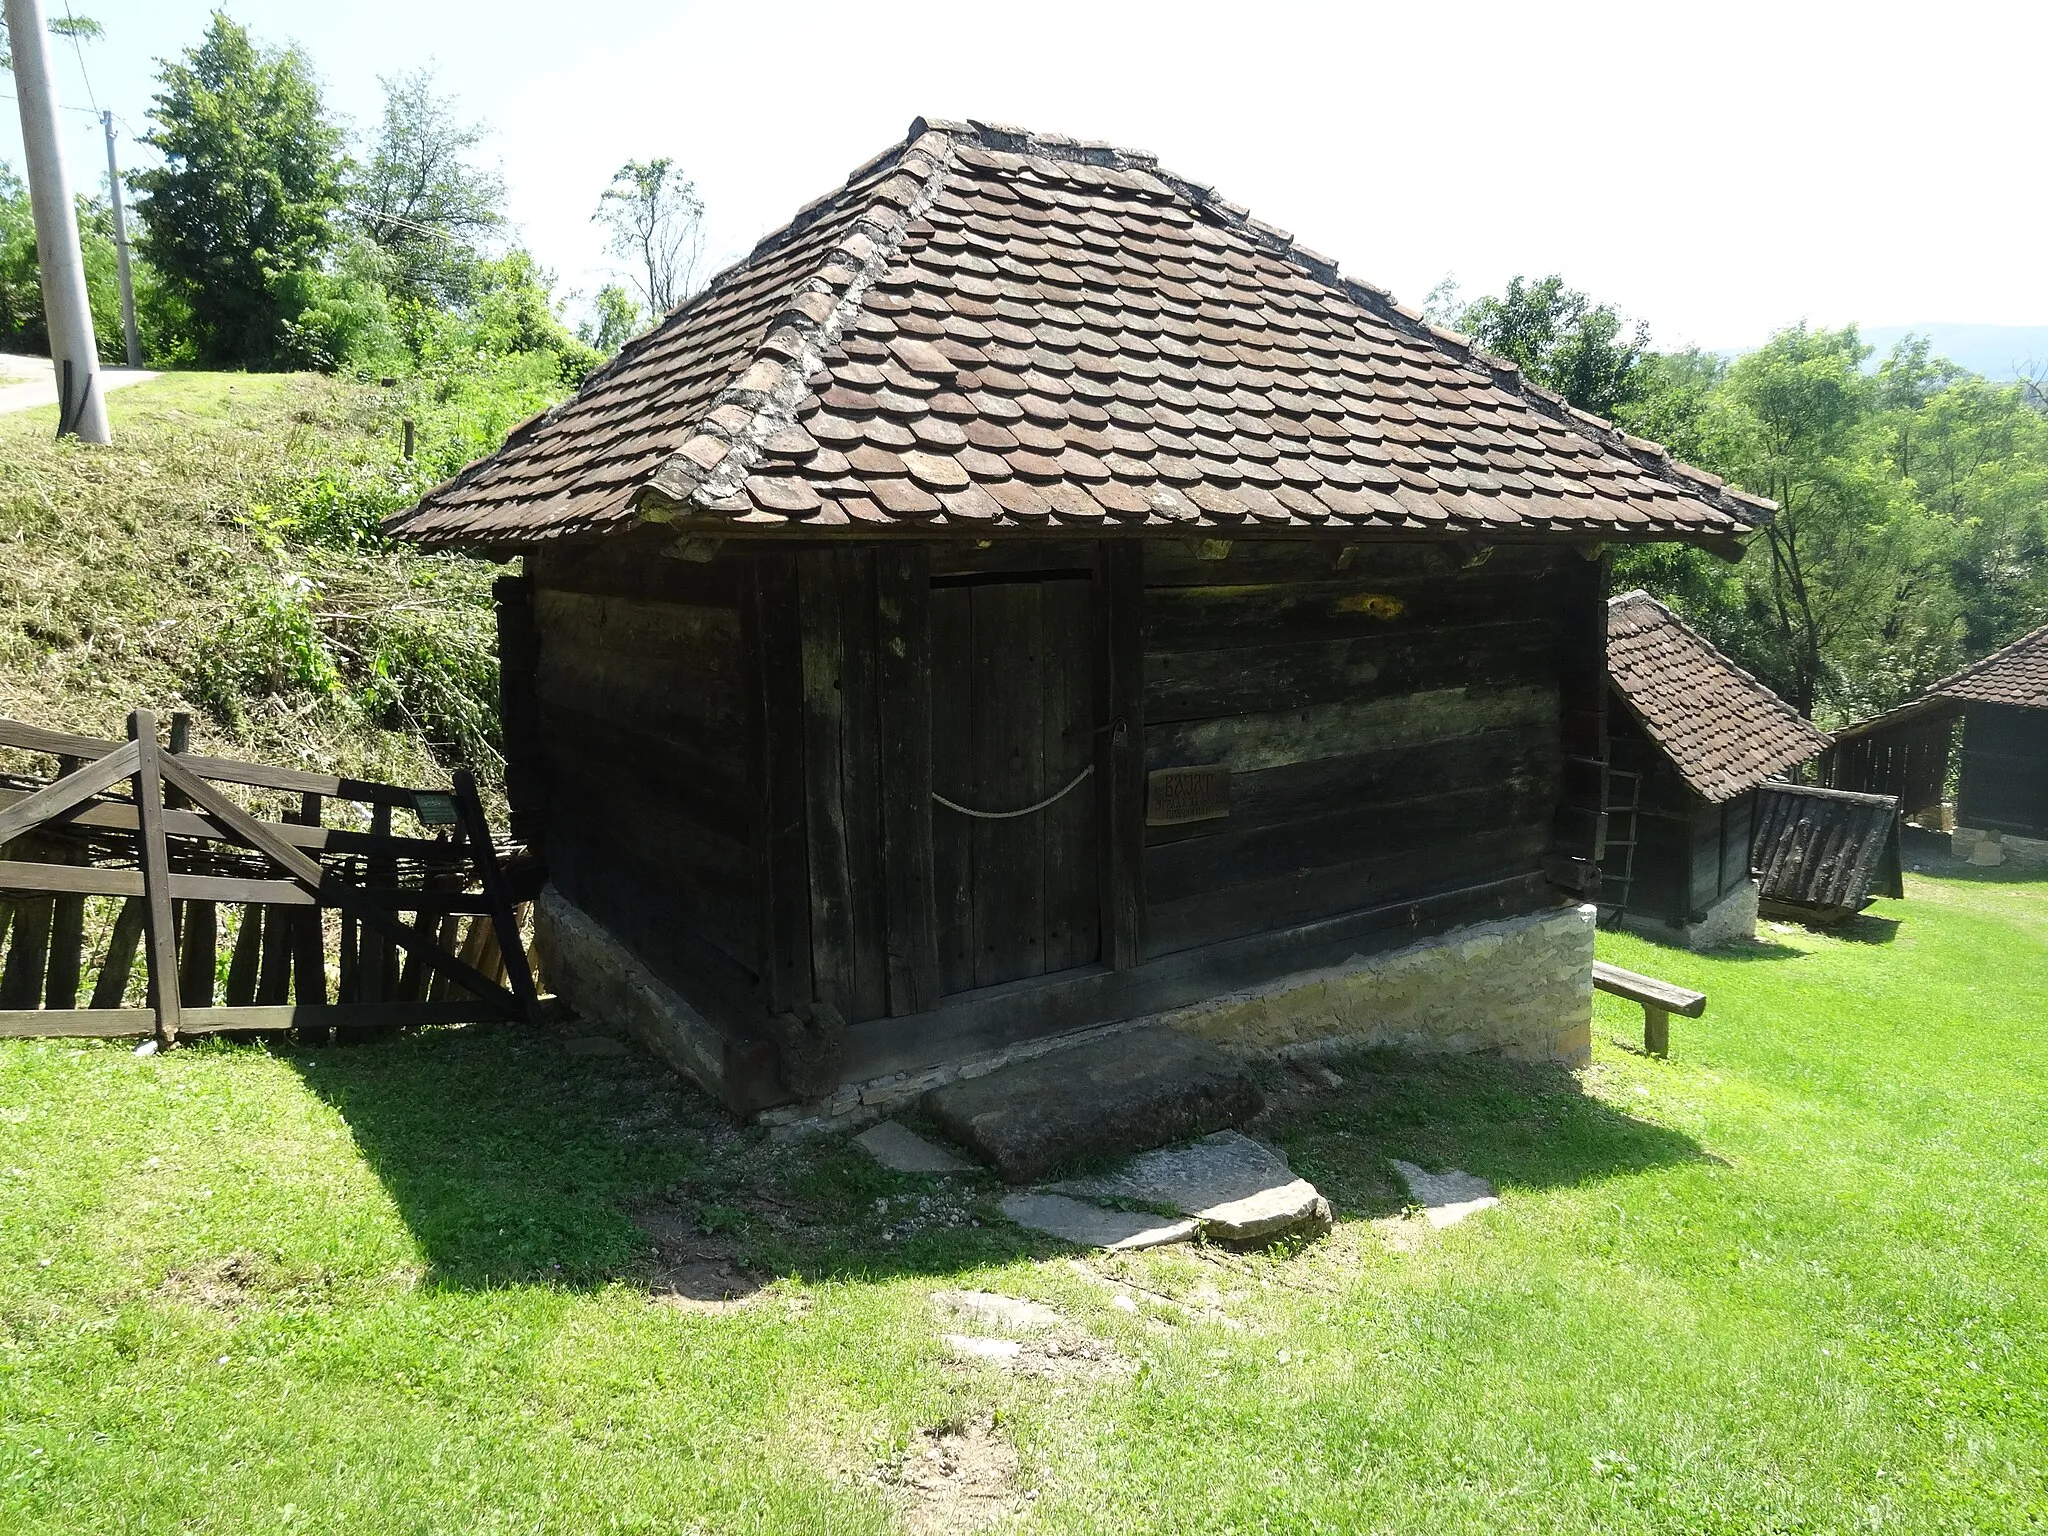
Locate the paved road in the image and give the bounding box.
[0,352,161,415]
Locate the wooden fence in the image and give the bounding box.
[0,709,539,1044]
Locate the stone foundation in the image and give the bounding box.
[1952,825,2048,870]
[1618,878,1758,950]
[537,886,1598,1138]
[533,887,734,1098]
[760,903,1597,1137]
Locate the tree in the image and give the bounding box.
[1707,325,1966,719]
[130,11,347,367]
[593,158,703,319]
[578,283,642,355]
[352,67,505,309]
[0,9,100,70]
[0,163,136,361]
[1456,274,1650,419]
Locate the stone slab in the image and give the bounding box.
[923,1027,1263,1185]
[855,1120,976,1174]
[1391,1160,1500,1228]
[1049,1130,1332,1244]
[997,1192,1198,1251]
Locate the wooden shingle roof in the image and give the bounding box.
[1607,591,1829,803]
[1929,621,2048,710]
[388,119,1775,549]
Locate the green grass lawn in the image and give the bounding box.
[3,855,2044,1533]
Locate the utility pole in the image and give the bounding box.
[3,0,109,442]
[102,110,140,368]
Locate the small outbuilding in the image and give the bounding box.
[1602,592,1828,946]
[1932,623,2048,868]
[389,119,1767,1120]
[1823,619,2048,869]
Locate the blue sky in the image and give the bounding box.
[5,0,2044,353]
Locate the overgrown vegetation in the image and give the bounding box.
[0,371,512,783]
[0,853,2041,1530]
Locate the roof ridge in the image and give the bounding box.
[906,118,1773,535]
[639,127,962,515]
[1607,587,1820,734]
[1929,617,2048,695]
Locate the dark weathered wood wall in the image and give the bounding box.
[1957,703,2048,839]
[1606,704,1755,925]
[519,534,1597,1093]
[525,543,762,1017]
[1137,541,1568,958]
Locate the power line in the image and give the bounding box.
[60,1,97,118]
[0,88,102,116]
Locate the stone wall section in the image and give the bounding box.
[762,903,1598,1138]
[1952,825,2048,869]
[1618,878,1758,951]
[533,887,732,1096]
[535,885,1598,1139]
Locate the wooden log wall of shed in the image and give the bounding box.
[524,542,765,1026]
[1139,541,1570,957]
[517,534,1601,1093]
[1957,703,2048,839]
[1604,706,1755,925]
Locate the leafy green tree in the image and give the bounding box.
[1456,274,1650,419]
[1874,338,2048,656]
[352,68,505,310]
[1706,325,1964,718]
[578,283,642,355]
[594,157,703,318]
[0,10,101,70]
[130,11,347,367]
[0,165,137,362]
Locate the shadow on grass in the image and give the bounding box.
[287,1022,1710,1294]
[1260,1048,1709,1222]
[1900,824,2047,887]
[283,1022,1076,1295]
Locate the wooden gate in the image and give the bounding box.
[0,710,538,1044]
[929,573,1100,993]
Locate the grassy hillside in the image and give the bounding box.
[0,372,499,789]
[0,857,2042,1532]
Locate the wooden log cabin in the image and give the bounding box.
[1822,621,2048,869]
[389,119,1771,1116]
[1920,623,2048,867]
[1601,592,1828,947]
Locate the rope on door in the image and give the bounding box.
[932,763,1094,820]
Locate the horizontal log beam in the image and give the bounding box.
[0,1001,503,1039]
[0,788,460,862]
[0,719,438,808]
[0,861,494,913]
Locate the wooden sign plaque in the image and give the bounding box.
[412,791,460,827]
[1146,765,1231,826]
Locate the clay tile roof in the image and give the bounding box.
[1607,591,1829,803]
[387,120,1778,549]
[1927,620,2048,710]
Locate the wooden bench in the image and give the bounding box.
[1592,960,1706,1058]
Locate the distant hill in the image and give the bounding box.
[1859,324,2048,381]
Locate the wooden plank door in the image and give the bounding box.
[932,574,1100,994]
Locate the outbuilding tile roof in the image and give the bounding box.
[1929,621,2048,710]
[388,119,1775,548]
[1607,591,1829,803]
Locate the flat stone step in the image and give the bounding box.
[854,1120,975,1174]
[923,1028,1264,1184]
[1391,1159,1499,1228]
[1049,1130,1332,1244]
[997,1192,1198,1251]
